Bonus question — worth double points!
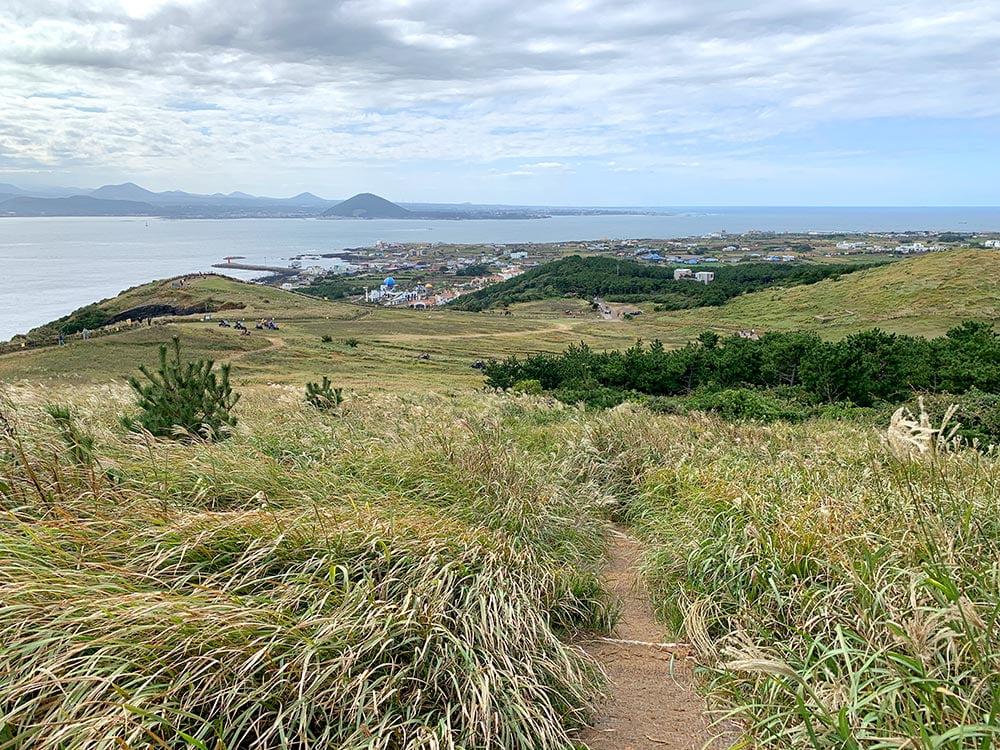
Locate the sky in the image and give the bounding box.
[1,0,999,206]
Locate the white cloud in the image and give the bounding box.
[0,0,998,201]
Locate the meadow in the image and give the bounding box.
[2,378,998,748]
[0,386,615,749]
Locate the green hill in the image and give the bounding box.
[450,255,875,312]
[666,248,1000,337]
[321,193,411,218]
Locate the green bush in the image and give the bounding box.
[511,379,544,395]
[320,334,333,343]
[305,376,344,410]
[686,388,807,422]
[344,338,360,348]
[124,337,240,441]
[552,380,631,409]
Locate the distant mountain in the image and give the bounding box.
[0,195,156,217]
[90,182,162,202]
[289,192,330,205]
[0,183,87,198]
[322,193,412,219]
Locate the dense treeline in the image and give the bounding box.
[300,277,367,300]
[484,322,1000,434]
[450,255,878,311]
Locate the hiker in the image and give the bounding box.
[82,328,90,340]
[58,332,64,346]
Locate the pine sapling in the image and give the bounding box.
[124,337,240,440]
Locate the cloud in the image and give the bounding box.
[0,0,998,202]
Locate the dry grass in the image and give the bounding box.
[4,381,998,748]
[562,406,1000,748]
[0,387,615,749]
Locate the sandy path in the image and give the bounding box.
[578,528,738,750]
[221,335,286,363]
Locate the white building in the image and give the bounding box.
[694,271,715,284]
[674,268,693,280]
[985,239,1000,248]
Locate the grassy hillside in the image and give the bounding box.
[0,387,613,749]
[0,275,688,386]
[661,248,1000,338]
[3,249,1000,747]
[449,255,875,312]
[2,385,997,748]
[3,250,997,387]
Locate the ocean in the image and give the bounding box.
[2,207,999,341]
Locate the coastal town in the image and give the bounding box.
[232,229,1000,308]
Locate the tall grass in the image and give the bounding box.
[565,404,1000,748]
[0,387,613,749]
[7,383,994,748]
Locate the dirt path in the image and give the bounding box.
[578,528,737,750]
[221,335,286,363]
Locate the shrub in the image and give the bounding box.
[305,376,344,410]
[345,338,360,348]
[321,334,333,343]
[916,388,1000,446]
[124,337,240,440]
[511,379,544,395]
[686,388,807,422]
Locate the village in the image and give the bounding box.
[257,229,1000,308]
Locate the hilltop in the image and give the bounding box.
[321,193,412,219]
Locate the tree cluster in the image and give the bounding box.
[449,255,876,312]
[484,321,1000,410]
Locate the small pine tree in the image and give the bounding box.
[305,376,343,410]
[125,337,240,440]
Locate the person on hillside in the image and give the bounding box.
[81,328,90,340]
[57,332,64,346]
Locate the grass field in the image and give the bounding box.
[3,249,998,388]
[2,383,997,748]
[0,386,616,749]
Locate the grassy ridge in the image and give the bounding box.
[663,248,1000,337]
[0,387,614,749]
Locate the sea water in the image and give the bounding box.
[2,208,999,341]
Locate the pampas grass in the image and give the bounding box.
[0,386,614,749]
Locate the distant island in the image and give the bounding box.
[0,181,646,220]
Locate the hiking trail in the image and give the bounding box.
[578,528,738,750]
